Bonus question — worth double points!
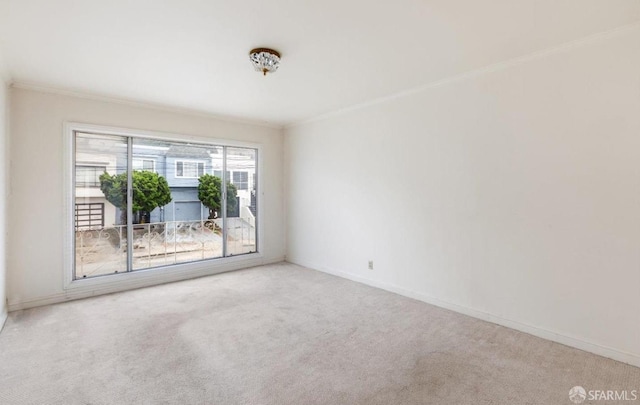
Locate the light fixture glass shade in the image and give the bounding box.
[249,48,281,76]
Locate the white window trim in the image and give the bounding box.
[63,122,264,293]
[175,159,206,178]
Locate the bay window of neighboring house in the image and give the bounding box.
[176,161,205,178]
[133,158,156,172]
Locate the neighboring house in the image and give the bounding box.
[74,139,256,229]
[74,151,118,230]
[212,149,258,227]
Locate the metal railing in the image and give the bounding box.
[75,218,257,279]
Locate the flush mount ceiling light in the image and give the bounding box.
[249,48,281,76]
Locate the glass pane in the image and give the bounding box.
[226,147,257,256]
[74,133,128,278]
[130,138,224,270]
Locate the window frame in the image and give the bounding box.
[63,122,263,293]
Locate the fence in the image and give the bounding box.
[75,218,255,278]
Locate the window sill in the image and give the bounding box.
[64,252,265,294]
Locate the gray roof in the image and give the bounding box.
[166,144,212,159]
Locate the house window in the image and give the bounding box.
[71,129,259,281]
[133,158,155,172]
[213,170,230,180]
[176,161,205,178]
[76,165,105,187]
[232,171,249,190]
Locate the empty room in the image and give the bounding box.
[1,1,639,404]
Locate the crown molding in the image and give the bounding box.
[286,21,640,130]
[6,20,639,131]
[10,81,285,130]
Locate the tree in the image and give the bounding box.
[100,171,172,224]
[197,174,238,219]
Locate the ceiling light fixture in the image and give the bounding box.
[249,48,281,76]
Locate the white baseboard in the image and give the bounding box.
[8,256,285,312]
[287,257,640,369]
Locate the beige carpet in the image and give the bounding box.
[0,262,638,405]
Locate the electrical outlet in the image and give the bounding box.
[368,260,374,270]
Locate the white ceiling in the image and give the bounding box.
[0,0,638,126]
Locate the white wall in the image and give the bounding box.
[7,87,285,309]
[0,65,8,329]
[285,26,640,365]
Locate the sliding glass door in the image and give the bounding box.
[73,131,258,279]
